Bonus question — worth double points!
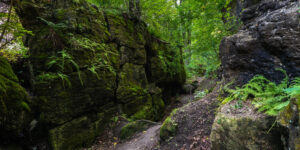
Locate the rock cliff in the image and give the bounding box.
[0,0,186,149]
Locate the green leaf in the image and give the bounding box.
[20,101,31,112]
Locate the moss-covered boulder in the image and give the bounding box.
[0,56,31,143]
[159,109,178,141]
[277,98,300,150]
[210,100,283,150]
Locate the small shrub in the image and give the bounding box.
[47,50,83,86]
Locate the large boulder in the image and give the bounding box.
[212,0,300,149]
[210,101,283,150]
[220,0,300,85]
[0,56,31,144]
[8,0,186,149]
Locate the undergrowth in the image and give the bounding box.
[223,70,300,116]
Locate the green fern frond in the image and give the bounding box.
[223,69,299,116]
[20,101,31,112]
[88,65,100,80]
[57,73,71,89]
[46,50,84,87]
[38,17,67,31]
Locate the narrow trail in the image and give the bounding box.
[87,77,219,150]
[115,125,161,150]
[158,84,220,150]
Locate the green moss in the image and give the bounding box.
[0,57,31,137]
[296,138,300,150]
[149,41,186,86]
[49,114,105,150]
[0,56,18,82]
[130,105,152,120]
[160,115,178,141]
[120,121,152,139]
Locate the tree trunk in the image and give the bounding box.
[0,0,13,45]
[135,0,141,19]
[129,0,134,17]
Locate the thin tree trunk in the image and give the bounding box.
[124,0,128,10]
[135,0,141,19]
[0,0,13,45]
[129,0,134,16]
[186,25,192,64]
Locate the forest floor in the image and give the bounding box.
[85,77,220,150]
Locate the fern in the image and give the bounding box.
[38,17,67,31]
[37,72,72,89]
[223,70,300,116]
[88,65,100,80]
[20,101,31,112]
[46,50,83,86]
[57,73,71,89]
[285,77,300,99]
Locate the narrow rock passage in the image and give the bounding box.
[87,78,219,150]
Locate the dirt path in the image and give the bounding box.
[115,125,161,150]
[87,77,220,150]
[158,85,220,150]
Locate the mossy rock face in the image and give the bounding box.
[49,112,110,150]
[106,12,146,49]
[277,98,300,150]
[117,64,165,121]
[210,100,283,150]
[13,0,186,149]
[35,68,117,125]
[147,37,186,103]
[148,38,186,86]
[0,56,31,142]
[0,57,18,82]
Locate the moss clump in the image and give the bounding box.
[0,56,31,141]
[0,56,18,82]
[160,109,178,141]
[120,120,153,139]
[277,98,300,150]
[160,117,177,141]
